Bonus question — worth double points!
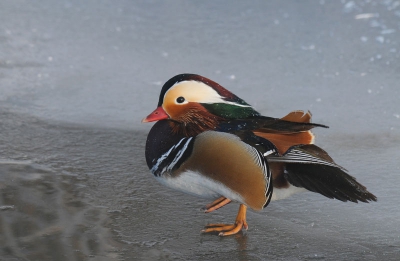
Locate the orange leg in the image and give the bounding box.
[202,204,248,236]
[203,197,232,213]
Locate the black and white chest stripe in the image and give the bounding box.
[150,137,195,177]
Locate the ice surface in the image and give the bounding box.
[1,0,400,260]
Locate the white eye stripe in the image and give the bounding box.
[164,80,251,107]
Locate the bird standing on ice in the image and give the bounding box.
[143,74,377,236]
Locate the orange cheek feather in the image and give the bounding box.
[163,100,182,119]
[163,101,202,120]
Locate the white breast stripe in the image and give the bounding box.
[167,137,193,171]
[150,137,187,174]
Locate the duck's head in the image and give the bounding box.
[142,74,259,134]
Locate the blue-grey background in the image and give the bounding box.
[1,1,399,260]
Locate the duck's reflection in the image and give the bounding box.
[234,232,249,261]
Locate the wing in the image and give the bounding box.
[268,144,377,203]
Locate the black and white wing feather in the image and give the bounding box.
[267,144,377,203]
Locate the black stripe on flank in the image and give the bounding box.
[256,150,273,209]
[263,187,273,209]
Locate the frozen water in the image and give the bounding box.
[381,29,396,34]
[376,36,386,43]
[1,0,400,260]
[343,1,357,13]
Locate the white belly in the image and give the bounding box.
[156,171,304,205]
[271,184,306,201]
[155,170,244,203]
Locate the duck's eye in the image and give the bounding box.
[176,96,185,104]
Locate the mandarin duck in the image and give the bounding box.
[143,74,377,236]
